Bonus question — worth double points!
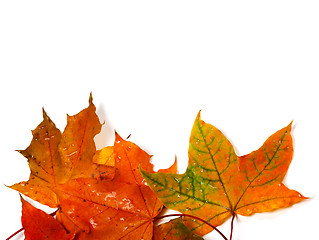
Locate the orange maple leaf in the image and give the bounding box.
[9,95,114,208]
[54,133,176,239]
[141,112,307,236]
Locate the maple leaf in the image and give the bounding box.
[9,95,114,208]
[20,196,75,240]
[54,133,177,239]
[141,112,307,236]
[154,218,204,240]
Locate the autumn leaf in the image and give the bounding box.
[20,196,75,240]
[9,109,63,207]
[141,112,307,236]
[154,218,204,240]
[9,95,114,208]
[54,133,177,239]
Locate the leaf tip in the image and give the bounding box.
[19,194,28,207]
[289,120,293,127]
[157,155,178,174]
[297,191,309,200]
[42,108,49,120]
[195,110,206,126]
[114,131,124,143]
[196,110,202,119]
[89,92,93,104]
[286,121,293,132]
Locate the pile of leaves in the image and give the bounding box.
[7,95,307,240]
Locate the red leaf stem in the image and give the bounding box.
[229,212,236,240]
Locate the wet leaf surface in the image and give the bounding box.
[55,133,166,239]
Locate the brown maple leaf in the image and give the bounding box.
[141,112,307,236]
[54,133,176,239]
[9,95,114,208]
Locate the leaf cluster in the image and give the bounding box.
[7,96,306,240]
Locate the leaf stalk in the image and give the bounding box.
[230,212,236,240]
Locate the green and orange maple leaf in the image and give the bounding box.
[141,112,307,236]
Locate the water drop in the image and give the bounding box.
[89,218,98,228]
[66,151,78,157]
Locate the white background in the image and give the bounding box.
[0,1,318,239]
